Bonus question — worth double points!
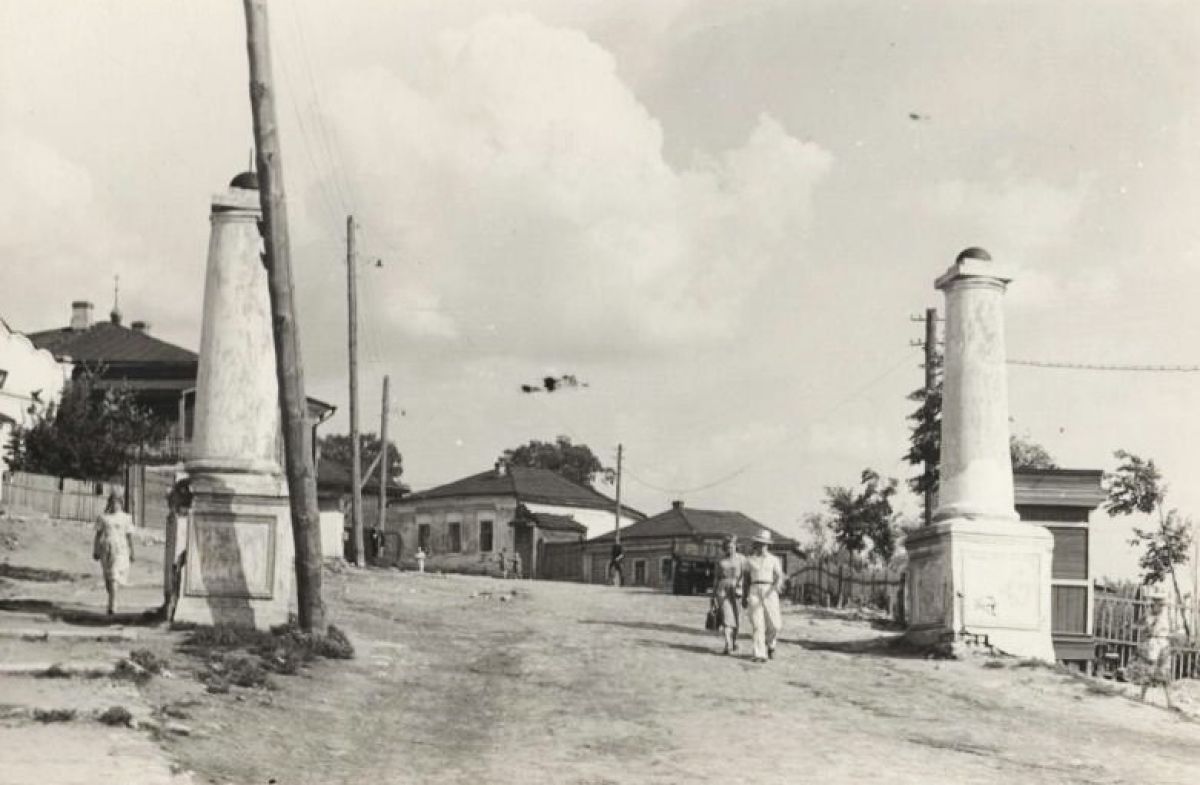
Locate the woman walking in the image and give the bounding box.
[93,492,134,615]
[711,536,746,655]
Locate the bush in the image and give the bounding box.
[97,706,134,727]
[182,622,354,693]
[33,708,76,723]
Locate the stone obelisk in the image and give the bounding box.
[904,248,1055,661]
[173,171,294,629]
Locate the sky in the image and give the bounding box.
[3,0,1200,581]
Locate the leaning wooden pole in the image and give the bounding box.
[243,0,324,630]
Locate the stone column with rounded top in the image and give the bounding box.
[172,171,294,630]
[904,248,1055,661]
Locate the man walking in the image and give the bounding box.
[742,529,784,663]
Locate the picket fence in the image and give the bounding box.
[1,471,125,522]
[1093,588,1200,681]
[785,554,904,614]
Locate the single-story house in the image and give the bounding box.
[0,317,69,497]
[385,461,644,575]
[1014,468,1107,667]
[584,501,799,591]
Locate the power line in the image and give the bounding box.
[622,348,921,497]
[1008,359,1200,372]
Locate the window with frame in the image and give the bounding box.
[448,522,462,553]
[418,523,431,552]
[633,559,647,585]
[479,520,494,552]
[660,557,673,583]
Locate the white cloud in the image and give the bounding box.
[917,174,1093,307]
[311,13,832,360]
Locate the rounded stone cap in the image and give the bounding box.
[230,171,259,190]
[956,247,992,263]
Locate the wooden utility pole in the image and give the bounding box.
[242,0,324,630]
[613,444,623,543]
[378,374,390,539]
[347,215,365,568]
[923,307,938,526]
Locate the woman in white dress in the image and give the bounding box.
[93,493,134,615]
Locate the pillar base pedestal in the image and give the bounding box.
[903,517,1055,662]
[172,472,294,630]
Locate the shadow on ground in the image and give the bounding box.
[579,619,711,637]
[0,598,164,627]
[788,632,928,660]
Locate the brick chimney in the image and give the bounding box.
[494,459,507,477]
[672,500,684,510]
[70,301,93,331]
[131,320,150,334]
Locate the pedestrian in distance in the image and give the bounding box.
[1128,586,1176,707]
[609,542,625,586]
[415,546,427,573]
[93,492,134,616]
[742,529,784,663]
[512,551,523,580]
[499,549,509,579]
[711,535,746,655]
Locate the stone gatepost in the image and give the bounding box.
[173,171,294,629]
[903,248,1055,660]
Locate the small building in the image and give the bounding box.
[0,318,69,497]
[387,462,644,575]
[584,501,799,591]
[1014,468,1107,666]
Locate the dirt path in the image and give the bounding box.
[147,570,1200,785]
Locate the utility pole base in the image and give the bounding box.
[172,472,295,630]
[903,518,1056,662]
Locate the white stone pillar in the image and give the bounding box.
[934,249,1017,522]
[174,172,293,630]
[904,248,1055,661]
[189,184,280,475]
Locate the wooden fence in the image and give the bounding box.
[1094,591,1200,680]
[1,471,124,522]
[785,554,904,614]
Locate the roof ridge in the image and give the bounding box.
[675,507,700,537]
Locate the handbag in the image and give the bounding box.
[704,604,720,631]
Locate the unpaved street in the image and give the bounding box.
[148,569,1200,785]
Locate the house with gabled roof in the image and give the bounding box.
[386,461,644,576]
[584,501,798,591]
[0,317,70,497]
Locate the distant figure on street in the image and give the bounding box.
[512,551,523,580]
[742,529,784,663]
[711,535,746,655]
[609,542,625,586]
[499,549,509,579]
[93,492,134,615]
[415,546,427,573]
[1129,587,1175,707]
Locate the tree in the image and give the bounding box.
[500,435,612,488]
[1105,449,1193,635]
[318,432,403,484]
[823,469,900,563]
[6,370,168,481]
[1009,433,1057,470]
[798,511,835,559]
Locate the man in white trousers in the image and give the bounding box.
[742,529,784,663]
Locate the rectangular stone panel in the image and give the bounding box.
[910,555,946,626]
[185,512,276,599]
[961,551,1042,630]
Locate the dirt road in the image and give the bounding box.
[147,569,1200,785]
[4,513,1200,785]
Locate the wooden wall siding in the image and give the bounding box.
[1049,528,1088,581]
[540,541,584,581]
[1051,585,1088,634]
[1017,505,1089,523]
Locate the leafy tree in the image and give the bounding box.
[6,371,168,481]
[1009,433,1057,470]
[500,435,612,488]
[823,469,900,563]
[1105,449,1193,635]
[318,432,403,485]
[798,511,836,559]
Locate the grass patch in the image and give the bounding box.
[180,622,354,694]
[0,563,83,582]
[33,708,76,723]
[97,705,134,727]
[1085,680,1124,697]
[982,660,1007,669]
[129,648,169,675]
[37,663,73,679]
